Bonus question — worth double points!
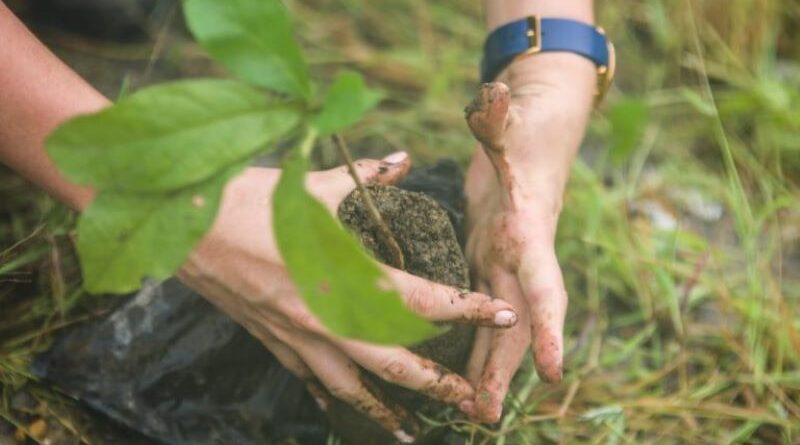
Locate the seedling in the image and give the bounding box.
[46,0,438,345]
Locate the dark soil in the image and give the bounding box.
[332,185,474,445]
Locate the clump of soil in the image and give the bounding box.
[339,185,468,288]
[330,184,475,445]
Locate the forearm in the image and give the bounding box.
[0,2,107,210]
[486,0,593,28]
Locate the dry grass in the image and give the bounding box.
[2,0,800,443]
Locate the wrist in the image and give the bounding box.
[483,3,608,103]
[499,53,597,106]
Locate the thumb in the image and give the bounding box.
[465,82,511,150]
[325,151,411,188]
[464,82,519,203]
[311,151,412,210]
[366,151,412,186]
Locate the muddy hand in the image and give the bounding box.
[179,152,519,442]
[461,79,589,423]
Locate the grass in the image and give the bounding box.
[2,0,800,443]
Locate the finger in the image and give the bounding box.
[255,329,335,412]
[464,82,511,150]
[464,282,493,386]
[251,325,315,379]
[276,298,478,405]
[517,246,567,383]
[311,152,412,213]
[464,83,520,203]
[181,277,318,382]
[468,269,530,423]
[273,327,418,442]
[318,151,412,193]
[272,299,328,336]
[368,151,413,185]
[305,379,335,412]
[465,327,492,386]
[335,340,475,405]
[387,268,518,328]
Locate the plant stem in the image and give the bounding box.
[332,134,405,270]
[299,126,319,158]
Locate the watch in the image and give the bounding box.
[481,16,616,101]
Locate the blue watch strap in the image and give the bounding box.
[481,17,611,83]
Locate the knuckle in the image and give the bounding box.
[405,288,436,317]
[484,377,505,394]
[354,159,380,179]
[378,358,410,383]
[330,164,350,176]
[274,354,311,379]
[462,295,494,323]
[267,324,294,345]
[468,291,493,310]
[526,287,548,303]
[480,370,507,395]
[289,309,320,333]
[327,384,359,403]
[274,273,297,292]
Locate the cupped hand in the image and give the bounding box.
[460,54,596,423]
[177,152,518,442]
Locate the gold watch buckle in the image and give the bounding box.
[595,26,616,103]
[524,16,542,55]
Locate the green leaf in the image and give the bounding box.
[47,79,299,192]
[313,70,383,136]
[77,161,246,294]
[607,98,649,165]
[273,153,439,345]
[184,0,311,99]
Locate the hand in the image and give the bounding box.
[460,54,596,422]
[177,152,518,442]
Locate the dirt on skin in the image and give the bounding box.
[330,185,475,445]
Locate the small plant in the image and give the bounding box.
[45,0,438,345]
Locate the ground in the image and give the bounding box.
[1,0,799,444]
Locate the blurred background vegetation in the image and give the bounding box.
[1,0,799,443]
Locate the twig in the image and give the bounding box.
[0,224,44,260]
[332,134,405,270]
[46,232,65,318]
[41,400,94,445]
[558,379,581,418]
[142,1,178,82]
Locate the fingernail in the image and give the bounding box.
[459,400,474,416]
[490,406,503,423]
[382,151,408,164]
[394,430,415,443]
[494,309,517,327]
